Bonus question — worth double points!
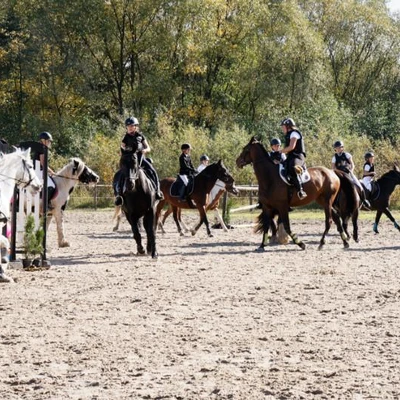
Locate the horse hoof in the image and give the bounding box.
[208,233,214,238]
[191,230,196,236]
[255,247,265,253]
[0,274,14,283]
[152,253,158,259]
[299,242,306,250]
[343,242,350,249]
[59,242,70,248]
[180,232,185,237]
[112,227,118,232]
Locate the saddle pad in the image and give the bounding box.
[170,176,194,197]
[279,164,311,186]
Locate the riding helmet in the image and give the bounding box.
[39,131,53,141]
[125,116,139,126]
[365,151,374,160]
[333,140,344,148]
[200,154,209,161]
[280,118,296,127]
[270,138,281,146]
[181,143,191,150]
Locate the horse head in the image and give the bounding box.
[71,159,100,184]
[215,160,239,195]
[16,148,42,195]
[236,136,263,168]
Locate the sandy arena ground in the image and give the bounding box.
[1,209,400,400]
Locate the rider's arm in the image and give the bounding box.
[281,137,297,154]
[141,138,150,154]
[39,153,55,175]
[347,154,355,172]
[331,156,336,170]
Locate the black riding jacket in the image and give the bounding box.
[284,129,306,158]
[363,162,375,177]
[179,153,197,176]
[334,153,351,171]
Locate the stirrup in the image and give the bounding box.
[297,190,307,200]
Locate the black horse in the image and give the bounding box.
[367,165,400,233]
[333,169,361,242]
[115,154,159,258]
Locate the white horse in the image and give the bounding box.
[0,149,42,283]
[47,158,99,248]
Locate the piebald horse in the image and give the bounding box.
[236,137,348,250]
[48,158,99,247]
[0,149,42,282]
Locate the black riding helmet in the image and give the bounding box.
[270,138,281,146]
[39,131,53,141]
[333,140,344,148]
[200,154,209,161]
[365,151,375,160]
[181,143,191,150]
[125,116,139,126]
[280,118,296,127]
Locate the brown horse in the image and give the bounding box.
[155,160,238,237]
[236,137,348,250]
[158,179,231,234]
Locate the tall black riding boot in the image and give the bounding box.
[179,184,186,201]
[294,174,307,200]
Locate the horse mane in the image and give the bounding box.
[249,137,274,164]
[56,157,85,178]
[0,148,27,166]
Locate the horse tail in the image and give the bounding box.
[254,211,267,234]
[334,170,358,215]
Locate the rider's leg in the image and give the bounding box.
[291,158,307,199]
[142,159,164,200]
[113,169,125,206]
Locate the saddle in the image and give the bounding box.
[361,181,380,201]
[279,164,311,186]
[170,176,195,197]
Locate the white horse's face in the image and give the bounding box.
[18,149,42,195]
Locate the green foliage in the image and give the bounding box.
[23,214,44,259]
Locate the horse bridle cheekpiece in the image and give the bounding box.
[18,158,36,188]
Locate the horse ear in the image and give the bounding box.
[24,148,31,158]
[73,160,80,175]
[393,162,400,172]
[217,159,222,165]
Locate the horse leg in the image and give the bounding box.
[130,218,145,255]
[373,210,383,233]
[155,200,166,233]
[112,205,122,232]
[268,215,278,245]
[382,207,400,232]
[53,209,70,248]
[0,236,13,283]
[143,211,158,259]
[331,207,349,249]
[352,208,359,242]
[172,206,184,236]
[256,211,272,252]
[178,208,190,233]
[214,208,229,232]
[280,211,306,250]
[191,206,212,237]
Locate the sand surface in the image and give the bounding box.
[1,210,400,399]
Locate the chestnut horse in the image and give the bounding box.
[236,137,348,250]
[155,160,238,237]
[158,179,232,234]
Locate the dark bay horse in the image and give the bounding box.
[236,137,348,250]
[114,154,159,258]
[368,165,400,233]
[333,169,361,242]
[155,160,238,237]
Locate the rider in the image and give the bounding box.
[280,118,307,199]
[269,138,286,165]
[35,132,56,209]
[362,151,376,196]
[197,154,210,173]
[179,143,197,200]
[331,140,370,207]
[114,117,163,206]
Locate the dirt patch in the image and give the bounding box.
[2,210,400,399]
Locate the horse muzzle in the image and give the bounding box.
[236,158,247,169]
